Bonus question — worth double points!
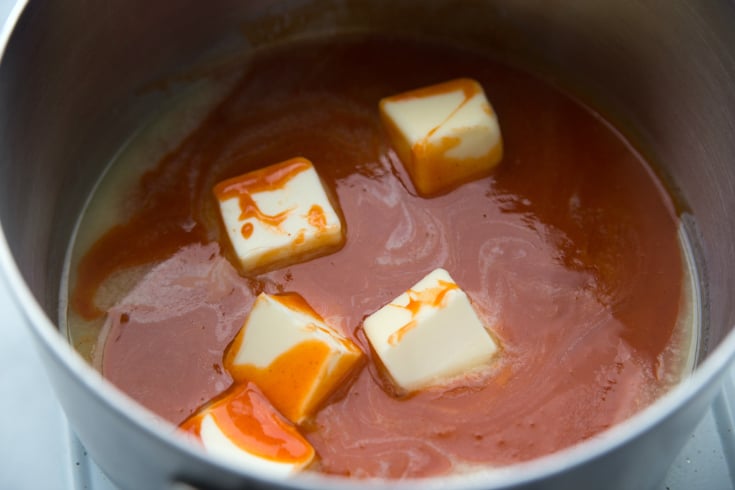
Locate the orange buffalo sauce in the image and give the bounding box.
[307,205,328,230]
[70,34,690,478]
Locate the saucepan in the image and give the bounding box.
[1,0,734,488]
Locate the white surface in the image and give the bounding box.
[0,275,74,489]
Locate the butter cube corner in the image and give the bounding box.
[225,292,363,424]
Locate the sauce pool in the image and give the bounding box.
[65,35,692,478]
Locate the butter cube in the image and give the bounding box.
[180,382,315,475]
[363,268,498,392]
[379,78,503,196]
[213,157,343,272]
[225,293,363,424]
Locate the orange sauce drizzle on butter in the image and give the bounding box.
[379,78,503,196]
[213,158,312,238]
[388,280,459,345]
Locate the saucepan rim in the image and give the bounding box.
[1,0,734,488]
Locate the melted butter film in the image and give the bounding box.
[65,35,693,478]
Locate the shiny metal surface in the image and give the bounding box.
[0,1,734,489]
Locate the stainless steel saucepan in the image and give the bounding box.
[1,1,734,489]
